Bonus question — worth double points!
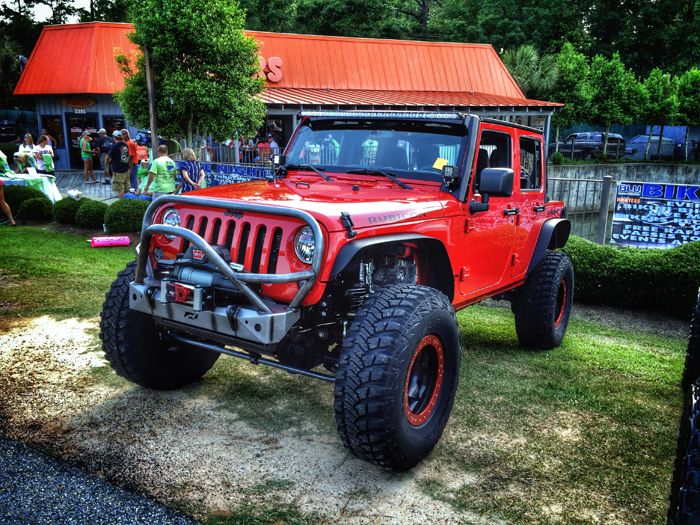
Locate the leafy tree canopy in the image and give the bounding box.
[115,0,266,144]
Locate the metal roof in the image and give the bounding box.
[14,22,138,95]
[15,24,561,109]
[263,88,560,109]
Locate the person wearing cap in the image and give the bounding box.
[80,130,97,184]
[95,128,113,184]
[121,129,138,188]
[105,130,131,198]
[144,145,177,198]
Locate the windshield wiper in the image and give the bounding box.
[286,163,332,182]
[346,169,413,190]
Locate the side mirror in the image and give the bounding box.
[479,167,514,197]
[442,165,459,189]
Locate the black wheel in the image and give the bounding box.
[99,261,219,390]
[668,291,700,525]
[334,284,460,471]
[512,250,574,349]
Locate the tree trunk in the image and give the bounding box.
[656,124,665,158]
[644,130,653,161]
[144,45,158,158]
[186,110,193,150]
[684,126,690,161]
[603,126,610,158]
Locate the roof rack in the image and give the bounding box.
[299,110,465,120]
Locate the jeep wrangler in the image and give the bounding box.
[100,111,573,471]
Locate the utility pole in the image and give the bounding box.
[144,45,158,159]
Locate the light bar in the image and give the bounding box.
[299,111,463,120]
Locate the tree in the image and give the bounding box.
[678,69,700,161]
[78,0,130,22]
[115,0,266,146]
[588,53,645,157]
[501,44,559,100]
[550,43,592,151]
[641,68,679,160]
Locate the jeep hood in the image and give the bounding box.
[191,177,451,232]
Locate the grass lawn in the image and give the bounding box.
[0,226,686,524]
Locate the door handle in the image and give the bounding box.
[533,205,546,212]
[504,207,519,216]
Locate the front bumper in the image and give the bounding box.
[130,195,324,346]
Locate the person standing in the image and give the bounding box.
[178,148,206,193]
[32,135,54,174]
[95,129,113,184]
[0,180,16,226]
[121,129,138,188]
[105,131,131,198]
[17,133,34,155]
[41,128,58,149]
[80,131,97,184]
[144,145,177,198]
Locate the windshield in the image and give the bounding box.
[285,119,467,182]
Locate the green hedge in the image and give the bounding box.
[4,185,46,212]
[75,199,108,230]
[0,143,17,163]
[53,197,82,224]
[562,236,700,317]
[17,197,53,222]
[104,199,149,233]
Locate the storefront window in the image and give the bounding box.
[40,115,64,149]
[103,115,126,137]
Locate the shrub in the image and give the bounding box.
[562,236,700,317]
[17,196,53,222]
[4,185,46,211]
[550,151,566,165]
[53,197,82,224]
[75,199,108,230]
[104,199,149,233]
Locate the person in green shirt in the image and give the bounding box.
[144,145,177,198]
[80,131,97,184]
[134,160,151,196]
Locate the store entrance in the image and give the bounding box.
[65,113,99,168]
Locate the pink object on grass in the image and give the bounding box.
[90,236,131,248]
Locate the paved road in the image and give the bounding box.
[0,437,196,525]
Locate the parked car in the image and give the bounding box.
[0,120,20,143]
[625,135,679,161]
[549,132,625,159]
[100,111,573,471]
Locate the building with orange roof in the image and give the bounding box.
[15,22,561,169]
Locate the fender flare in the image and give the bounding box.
[329,233,454,300]
[527,218,571,274]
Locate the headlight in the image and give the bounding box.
[161,208,180,240]
[294,226,315,264]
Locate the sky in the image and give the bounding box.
[1,0,90,24]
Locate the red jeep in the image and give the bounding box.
[100,111,573,471]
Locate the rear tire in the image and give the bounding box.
[99,261,219,390]
[513,250,574,349]
[334,284,460,471]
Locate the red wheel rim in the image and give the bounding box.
[554,278,568,327]
[403,335,445,427]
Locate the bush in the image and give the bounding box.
[0,143,17,163]
[17,196,53,222]
[75,199,108,230]
[104,199,149,233]
[53,197,82,224]
[4,185,46,211]
[550,151,566,165]
[562,236,700,317]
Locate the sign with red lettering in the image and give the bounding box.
[259,56,283,83]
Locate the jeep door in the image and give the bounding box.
[457,125,516,296]
[511,133,546,277]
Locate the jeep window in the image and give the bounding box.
[519,137,542,190]
[472,130,512,192]
[285,119,467,182]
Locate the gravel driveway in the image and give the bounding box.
[0,436,196,525]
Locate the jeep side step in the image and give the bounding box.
[167,332,336,383]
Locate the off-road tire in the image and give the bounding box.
[99,261,219,390]
[668,291,700,525]
[334,284,460,471]
[512,250,574,349]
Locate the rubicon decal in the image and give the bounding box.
[367,210,427,225]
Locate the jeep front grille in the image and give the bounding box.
[178,212,287,275]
